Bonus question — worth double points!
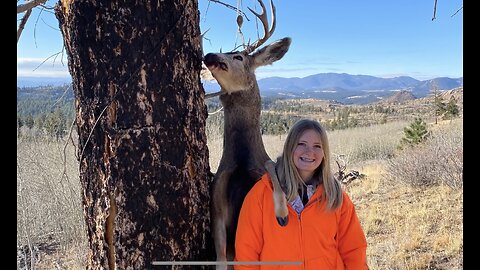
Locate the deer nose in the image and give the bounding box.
[203,53,218,65]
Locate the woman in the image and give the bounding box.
[234,119,368,269]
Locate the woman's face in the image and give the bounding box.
[293,129,324,181]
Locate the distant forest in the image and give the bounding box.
[18,85,458,139]
[17,85,303,138]
[14,85,394,139]
[17,85,75,139]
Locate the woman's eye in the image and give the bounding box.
[233,55,243,61]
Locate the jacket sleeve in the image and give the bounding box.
[234,183,264,270]
[337,192,369,270]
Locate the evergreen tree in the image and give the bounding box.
[44,109,67,140]
[24,114,34,129]
[434,95,446,116]
[35,114,46,132]
[17,116,23,129]
[17,116,23,136]
[444,97,459,119]
[400,117,429,147]
[328,107,358,130]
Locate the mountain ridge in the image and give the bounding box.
[18,73,463,105]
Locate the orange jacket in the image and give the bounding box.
[234,173,368,270]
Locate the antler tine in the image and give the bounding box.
[245,0,276,54]
[337,154,347,172]
[335,160,342,172]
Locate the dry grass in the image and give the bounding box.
[328,120,408,164]
[17,115,463,269]
[348,161,463,269]
[17,136,87,269]
[341,118,463,269]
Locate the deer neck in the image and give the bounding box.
[219,84,268,166]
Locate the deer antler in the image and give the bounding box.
[342,170,365,186]
[333,154,366,189]
[244,0,276,54]
[333,154,348,182]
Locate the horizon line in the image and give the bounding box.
[17,72,463,82]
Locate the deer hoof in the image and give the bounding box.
[276,216,288,226]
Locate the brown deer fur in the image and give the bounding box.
[204,36,291,268]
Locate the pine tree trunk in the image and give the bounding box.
[55,1,213,268]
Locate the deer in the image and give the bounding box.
[202,0,291,268]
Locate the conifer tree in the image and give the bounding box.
[444,97,459,119]
[400,117,429,147]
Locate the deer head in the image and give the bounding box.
[203,0,291,95]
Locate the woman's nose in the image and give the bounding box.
[305,145,314,153]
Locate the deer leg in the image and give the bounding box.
[212,169,233,270]
[213,216,227,270]
[265,160,288,226]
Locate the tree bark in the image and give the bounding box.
[55,0,214,268]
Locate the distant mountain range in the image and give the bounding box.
[18,73,463,105]
[203,73,463,104]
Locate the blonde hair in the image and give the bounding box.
[275,119,343,211]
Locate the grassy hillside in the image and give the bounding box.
[17,99,463,269]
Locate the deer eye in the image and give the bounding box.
[233,55,243,61]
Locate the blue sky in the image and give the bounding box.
[17,0,463,80]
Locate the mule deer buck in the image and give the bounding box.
[202,0,291,267]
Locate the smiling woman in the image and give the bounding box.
[235,119,369,270]
[292,129,324,182]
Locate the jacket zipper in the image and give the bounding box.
[298,197,321,270]
[284,188,322,269]
[298,210,305,270]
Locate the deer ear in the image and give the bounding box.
[252,37,291,67]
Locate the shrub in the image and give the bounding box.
[386,122,463,190]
